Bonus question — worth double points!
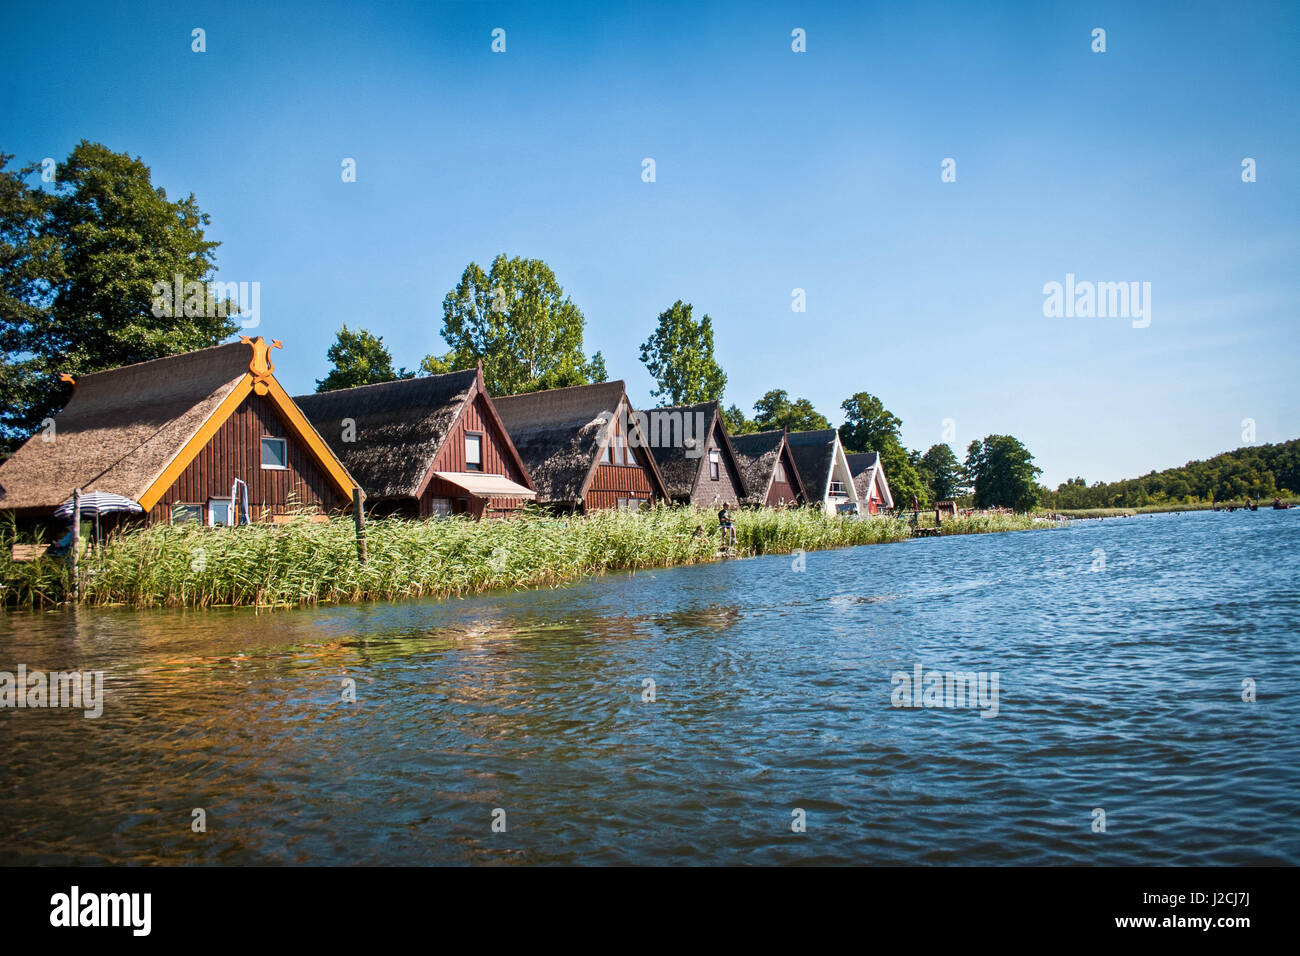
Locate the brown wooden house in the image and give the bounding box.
[730,429,808,508]
[644,401,748,508]
[0,337,358,530]
[493,381,669,512]
[295,364,535,519]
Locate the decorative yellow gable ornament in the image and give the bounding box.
[241,336,283,395]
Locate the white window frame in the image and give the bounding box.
[465,433,483,471]
[261,436,288,470]
[207,498,234,527]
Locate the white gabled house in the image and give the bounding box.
[786,429,861,515]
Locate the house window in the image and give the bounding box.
[430,497,451,519]
[465,433,483,471]
[627,497,646,512]
[709,448,720,480]
[261,437,287,469]
[207,498,234,526]
[773,461,786,484]
[171,503,204,524]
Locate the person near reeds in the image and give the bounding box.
[718,504,736,547]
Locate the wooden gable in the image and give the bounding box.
[418,381,535,518]
[583,395,668,511]
[687,416,745,508]
[148,390,346,522]
[766,440,805,506]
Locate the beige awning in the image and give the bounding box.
[434,472,536,499]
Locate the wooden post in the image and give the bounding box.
[352,488,367,565]
[69,488,81,602]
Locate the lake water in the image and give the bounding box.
[1,510,1296,865]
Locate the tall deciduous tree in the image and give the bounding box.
[965,435,1042,510]
[918,443,962,501]
[839,392,903,456]
[424,255,606,395]
[752,389,830,432]
[1,143,236,452]
[839,391,929,508]
[639,300,727,406]
[316,324,413,392]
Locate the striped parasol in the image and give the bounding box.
[53,492,144,518]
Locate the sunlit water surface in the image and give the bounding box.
[1,510,1296,864]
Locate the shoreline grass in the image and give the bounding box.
[1,506,1049,611]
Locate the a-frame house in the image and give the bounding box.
[644,401,748,508]
[730,429,808,508]
[493,381,670,512]
[0,337,358,529]
[786,428,861,515]
[295,364,535,519]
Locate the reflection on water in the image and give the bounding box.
[1,511,1297,864]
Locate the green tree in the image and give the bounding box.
[752,389,830,432]
[639,300,727,405]
[316,324,414,392]
[838,391,928,508]
[879,445,930,510]
[965,435,1043,510]
[424,255,606,395]
[839,392,903,456]
[721,403,757,435]
[918,443,962,501]
[1,142,236,452]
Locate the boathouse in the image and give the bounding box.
[786,429,861,515]
[846,452,894,515]
[730,429,808,508]
[493,381,669,512]
[644,401,747,508]
[0,337,358,529]
[295,364,535,519]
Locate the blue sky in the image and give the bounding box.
[3,0,1297,486]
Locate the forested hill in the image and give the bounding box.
[1052,439,1300,509]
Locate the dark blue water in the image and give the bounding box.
[1,510,1296,864]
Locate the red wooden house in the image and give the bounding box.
[493,381,669,512]
[0,337,358,530]
[295,364,535,519]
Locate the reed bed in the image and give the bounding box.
[1,505,1048,610]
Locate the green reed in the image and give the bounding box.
[1,504,1049,610]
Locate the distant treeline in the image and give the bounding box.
[1048,439,1300,509]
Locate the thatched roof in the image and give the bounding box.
[847,451,892,507]
[294,369,478,501]
[493,381,639,505]
[731,429,805,506]
[644,401,745,501]
[0,341,252,511]
[786,429,840,501]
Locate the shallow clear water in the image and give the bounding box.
[1,510,1296,865]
